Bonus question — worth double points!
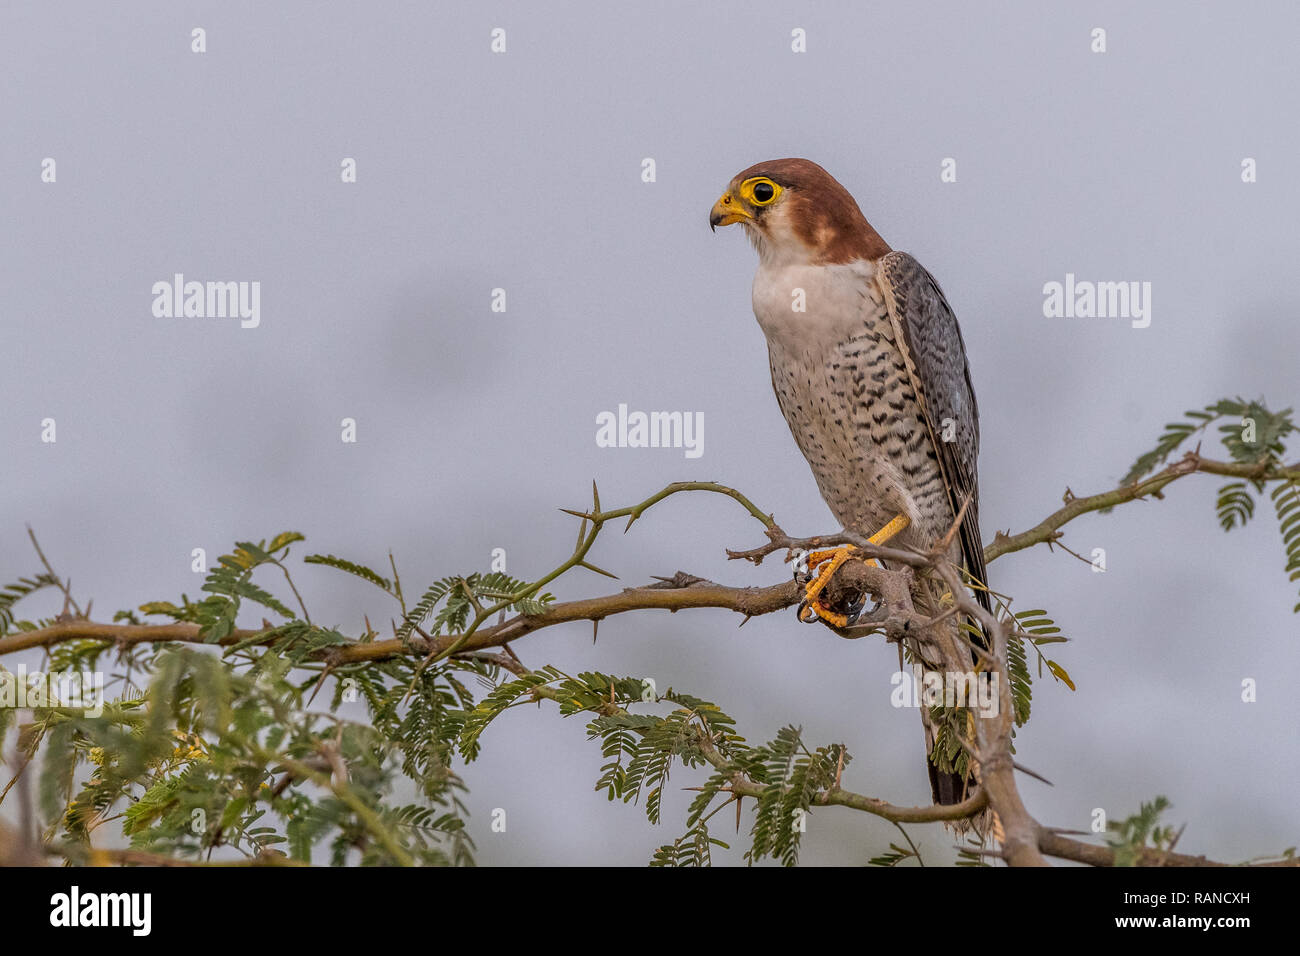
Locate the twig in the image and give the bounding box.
[25,526,83,618]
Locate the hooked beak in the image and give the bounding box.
[709,190,751,231]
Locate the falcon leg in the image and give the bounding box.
[797,514,910,627]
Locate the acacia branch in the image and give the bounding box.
[701,731,988,825]
[5,471,1297,867]
[1033,831,1298,868]
[525,674,987,827]
[0,562,921,665]
[54,847,305,867]
[984,451,1300,562]
[8,454,1285,662]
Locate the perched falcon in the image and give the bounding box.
[710,158,989,815]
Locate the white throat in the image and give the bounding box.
[750,256,880,354]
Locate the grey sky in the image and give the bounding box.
[2,1,1297,865]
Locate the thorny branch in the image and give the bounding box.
[4,454,1299,867]
[983,449,1300,562]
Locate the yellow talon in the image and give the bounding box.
[870,513,911,547]
[800,514,910,627]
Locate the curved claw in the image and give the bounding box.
[841,593,866,627]
[799,596,854,628]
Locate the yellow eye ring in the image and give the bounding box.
[740,177,782,206]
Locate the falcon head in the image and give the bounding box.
[709,158,890,265]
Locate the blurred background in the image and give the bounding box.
[2,0,1297,865]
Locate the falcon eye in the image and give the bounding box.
[741,176,782,207]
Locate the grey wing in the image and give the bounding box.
[878,250,990,613]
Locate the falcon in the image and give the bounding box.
[710,158,990,816]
